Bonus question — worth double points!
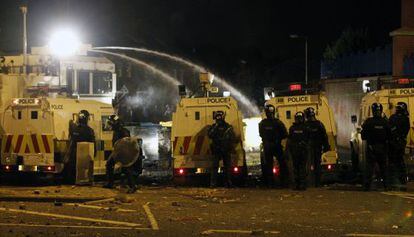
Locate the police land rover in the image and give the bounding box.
[350,78,414,179]
[263,83,339,182]
[171,73,247,183]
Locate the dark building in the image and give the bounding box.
[322,0,414,149]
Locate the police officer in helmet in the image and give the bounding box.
[388,102,410,190]
[104,115,138,193]
[67,110,96,183]
[304,107,330,187]
[287,112,309,190]
[108,115,131,146]
[361,103,391,191]
[259,104,288,187]
[208,111,235,188]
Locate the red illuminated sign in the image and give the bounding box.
[289,84,302,91]
[398,78,410,84]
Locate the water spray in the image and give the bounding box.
[93,47,260,115]
[93,46,205,71]
[90,49,181,86]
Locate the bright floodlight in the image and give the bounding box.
[49,29,81,56]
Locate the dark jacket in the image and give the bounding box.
[113,127,131,146]
[305,120,329,150]
[259,118,288,144]
[287,122,309,148]
[361,116,391,145]
[389,113,410,142]
[69,124,96,158]
[208,121,235,152]
[70,124,95,144]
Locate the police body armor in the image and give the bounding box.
[208,122,234,153]
[288,123,308,148]
[259,119,287,144]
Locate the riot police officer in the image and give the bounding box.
[259,104,288,187]
[361,103,391,191]
[103,115,137,193]
[208,111,235,188]
[109,115,131,145]
[287,112,309,190]
[304,107,330,187]
[388,102,410,189]
[67,110,95,183]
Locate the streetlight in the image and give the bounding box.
[48,29,81,57]
[290,34,308,85]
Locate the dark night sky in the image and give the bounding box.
[0,0,401,86]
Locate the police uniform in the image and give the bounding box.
[259,116,288,187]
[287,114,309,190]
[208,117,235,188]
[361,106,391,191]
[388,108,410,187]
[104,119,136,192]
[305,119,329,187]
[67,122,95,183]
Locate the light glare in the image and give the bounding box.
[49,29,81,56]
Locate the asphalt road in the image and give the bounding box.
[0,182,412,237]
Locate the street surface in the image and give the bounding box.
[0,181,412,237]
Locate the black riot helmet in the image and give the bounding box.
[214,111,225,122]
[304,107,316,120]
[108,114,123,129]
[294,111,305,124]
[78,110,90,125]
[264,104,276,119]
[371,103,383,118]
[396,102,409,116]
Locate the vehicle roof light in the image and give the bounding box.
[398,78,410,84]
[289,84,302,91]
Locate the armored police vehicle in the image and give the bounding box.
[171,73,247,182]
[1,97,115,178]
[264,84,338,179]
[0,43,131,180]
[350,78,414,177]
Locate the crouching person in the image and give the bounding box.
[104,136,142,193]
[104,115,141,194]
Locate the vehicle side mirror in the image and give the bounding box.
[351,115,357,124]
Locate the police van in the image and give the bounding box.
[350,78,414,177]
[0,97,115,178]
[264,83,338,180]
[171,73,247,183]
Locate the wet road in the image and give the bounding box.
[0,182,412,237]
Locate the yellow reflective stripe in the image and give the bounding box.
[47,135,54,153]
[201,136,210,155]
[187,138,197,155]
[11,135,19,152]
[1,135,8,152]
